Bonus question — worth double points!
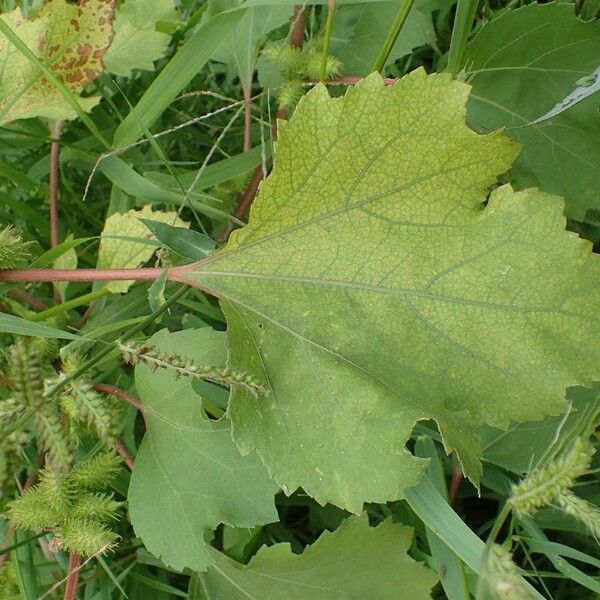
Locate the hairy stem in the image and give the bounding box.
[220,164,266,241]
[93,384,145,413]
[320,0,336,81]
[114,438,134,470]
[371,0,416,72]
[290,5,306,49]
[49,121,63,250]
[0,267,167,283]
[63,552,81,600]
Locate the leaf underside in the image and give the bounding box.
[179,70,600,513]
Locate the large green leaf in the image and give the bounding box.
[463,3,600,222]
[128,328,277,572]
[0,0,115,123]
[104,0,179,76]
[191,514,437,599]
[174,70,600,513]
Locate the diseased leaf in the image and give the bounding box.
[331,1,435,75]
[193,514,437,599]
[463,3,600,222]
[104,0,179,76]
[0,0,115,124]
[97,206,188,293]
[177,70,600,512]
[128,328,278,572]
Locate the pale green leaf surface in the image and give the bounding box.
[179,70,600,512]
[0,0,114,123]
[128,328,278,572]
[97,206,187,293]
[104,0,179,76]
[464,3,600,222]
[331,1,435,75]
[195,514,437,599]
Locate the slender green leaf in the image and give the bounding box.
[140,219,216,260]
[0,313,80,339]
[113,9,247,147]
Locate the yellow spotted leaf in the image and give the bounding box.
[0,0,115,124]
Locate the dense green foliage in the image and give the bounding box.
[0,0,598,598]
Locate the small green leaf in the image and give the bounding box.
[0,0,115,124]
[128,328,277,572]
[104,0,180,76]
[331,2,435,75]
[53,233,78,302]
[208,2,290,91]
[193,514,438,599]
[139,219,216,260]
[147,270,168,312]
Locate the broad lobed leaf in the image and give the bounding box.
[176,70,600,512]
[194,514,437,599]
[128,328,278,572]
[464,2,600,222]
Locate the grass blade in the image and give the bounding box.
[113,9,247,147]
[405,476,546,599]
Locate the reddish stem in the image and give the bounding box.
[7,288,48,311]
[114,438,134,470]
[93,383,145,413]
[449,465,462,506]
[0,267,167,283]
[219,164,266,242]
[290,6,306,49]
[49,121,63,250]
[63,552,81,600]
